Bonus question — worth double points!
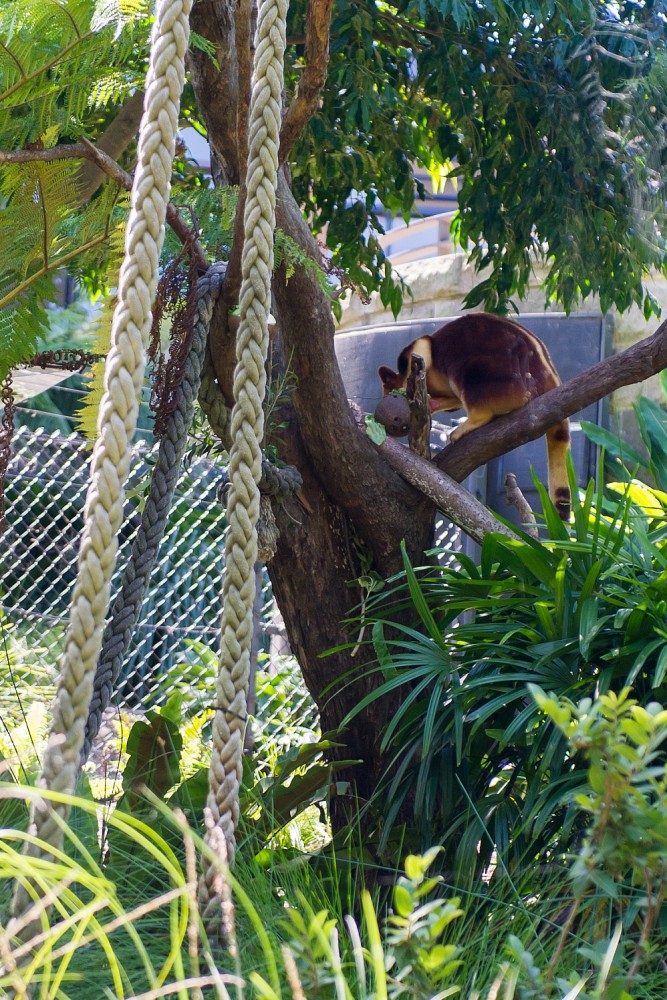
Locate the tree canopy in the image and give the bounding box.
[1,0,666,377]
[293,0,667,316]
[2,0,667,831]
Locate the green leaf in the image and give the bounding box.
[653,644,667,689]
[122,713,182,808]
[588,868,619,898]
[365,415,387,445]
[636,397,667,488]
[404,853,427,883]
[400,542,446,647]
[626,638,665,686]
[578,596,598,658]
[580,421,644,467]
[393,883,413,917]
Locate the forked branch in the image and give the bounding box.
[0,139,208,272]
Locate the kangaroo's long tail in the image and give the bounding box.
[546,419,572,521]
[546,419,571,521]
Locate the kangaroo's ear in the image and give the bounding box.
[378,365,400,390]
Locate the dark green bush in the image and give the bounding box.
[345,466,667,879]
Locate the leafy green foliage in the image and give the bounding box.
[534,687,667,899]
[583,394,667,487]
[121,695,183,811]
[241,735,354,851]
[3,654,667,998]
[0,0,149,148]
[288,0,667,312]
[342,466,667,877]
[0,165,128,380]
[0,784,199,997]
[102,677,338,856]
[509,686,667,999]
[2,0,665,382]
[3,773,665,999]
[252,847,465,999]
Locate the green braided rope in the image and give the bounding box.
[82,263,227,763]
[12,0,192,922]
[200,0,288,911]
[199,347,232,446]
[82,263,302,763]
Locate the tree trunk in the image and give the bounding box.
[186,0,667,831]
[188,0,439,815]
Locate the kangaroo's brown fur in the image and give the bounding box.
[378,313,571,519]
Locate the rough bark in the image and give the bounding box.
[188,0,241,187]
[188,2,435,810]
[185,0,667,823]
[372,434,518,544]
[279,0,334,163]
[268,175,437,803]
[407,354,431,459]
[189,0,245,406]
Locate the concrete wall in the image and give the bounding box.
[337,253,667,446]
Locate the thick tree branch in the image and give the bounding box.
[373,433,519,543]
[0,139,209,273]
[188,0,246,400]
[235,0,253,181]
[0,144,86,163]
[189,0,240,185]
[436,319,667,482]
[74,89,145,201]
[273,173,433,570]
[279,0,334,163]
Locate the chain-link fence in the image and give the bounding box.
[2,372,466,749]
[1,418,317,737]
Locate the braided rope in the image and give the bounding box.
[199,348,232,446]
[200,0,288,910]
[82,264,226,762]
[13,0,192,917]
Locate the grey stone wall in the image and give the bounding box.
[337,253,667,444]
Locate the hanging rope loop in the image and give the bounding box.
[12,0,193,924]
[200,0,289,920]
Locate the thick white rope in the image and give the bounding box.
[13,0,192,918]
[200,0,288,913]
[82,264,226,762]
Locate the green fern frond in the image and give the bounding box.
[91,0,150,35]
[60,183,129,287]
[0,0,149,146]
[0,157,83,378]
[0,159,81,296]
[0,280,52,380]
[88,69,134,109]
[0,166,127,380]
[76,322,113,438]
[73,228,124,438]
[163,185,238,262]
[274,230,335,300]
[189,30,219,69]
[75,358,106,439]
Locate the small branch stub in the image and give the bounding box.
[406,353,431,459]
[504,472,539,539]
